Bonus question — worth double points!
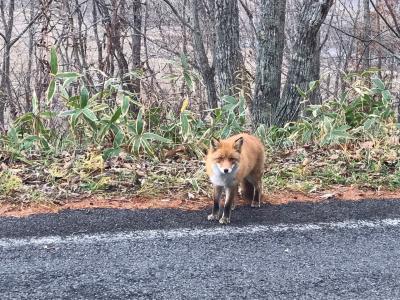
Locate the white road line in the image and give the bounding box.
[1,218,400,249]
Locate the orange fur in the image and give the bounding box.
[205,133,265,224]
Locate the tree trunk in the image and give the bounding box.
[25,0,35,113]
[192,0,218,109]
[309,30,322,105]
[251,0,286,127]
[0,45,12,127]
[214,0,242,97]
[92,0,104,73]
[275,0,333,126]
[0,0,15,127]
[131,0,142,100]
[362,0,371,71]
[111,0,129,78]
[35,0,52,108]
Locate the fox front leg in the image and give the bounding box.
[208,186,223,221]
[219,185,238,225]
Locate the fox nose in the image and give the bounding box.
[223,169,229,173]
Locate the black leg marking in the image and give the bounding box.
[220,185,238,224]
[208,186,223,221]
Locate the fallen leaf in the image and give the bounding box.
[320,193,335,200]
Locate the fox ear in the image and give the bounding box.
[211,138,220,151]
[234,137,244,153]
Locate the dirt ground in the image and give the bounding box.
[2,185,400,218]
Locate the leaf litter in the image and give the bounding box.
[1,142,400,217]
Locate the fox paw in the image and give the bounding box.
[207,214,219,221]
[219,216,230,225]
[251,201,260,208]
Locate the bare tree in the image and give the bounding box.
[35,0,53,107]
[25,0,36,112]
[251,0,286,127]
[214,0,243,96]
[192,0,218,108]
[0,0,16,127]
[131,0,142,104]
[0,0,44,126]
[362,0,371,70]
[275,0,334,126]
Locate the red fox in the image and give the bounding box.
[205,133,265,224]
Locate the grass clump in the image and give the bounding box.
[0,171,23,197]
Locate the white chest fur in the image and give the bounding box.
[209,164,238,187]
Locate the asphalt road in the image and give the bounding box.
[1,199,400,299]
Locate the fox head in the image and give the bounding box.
[209,137,244,174]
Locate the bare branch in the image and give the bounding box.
[369,0,400,39]
[9,9,45,47]
[160,0,194,32]
[326,22,400,61]
[383,0,400,35]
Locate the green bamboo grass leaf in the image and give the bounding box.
[382,90,391,102]
[50,47,58,75]
[372,78,385,91]
[121,95,130,117]
[180,112,190,139]
[308,80,319,92]
[183,72,193,91]
[141,139,155,157]
[14,113,34,126]
[39,137,50,150]
[131,137,141,155]
[113,130,124,148]
[32,92,39,115]
[110,107,122,123]
[21,135,40,149]
[142,132,172,143]
[82,108,98,123]
[60,85,69,99]
[98,124,111,141]
[135,110,144,135]
[295,85,307,98]
[47,79,56,104]
[7,127,18,145]
[103,147,121,160]
[71,110,82,128]
[80,86,89,108]
[59,109,77,117]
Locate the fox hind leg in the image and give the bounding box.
[251,179,262,208]
[231,190,237,211]
[240,179,255,203]
[243,175,262,208]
